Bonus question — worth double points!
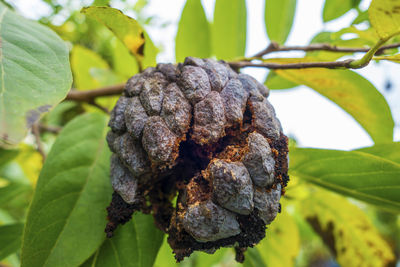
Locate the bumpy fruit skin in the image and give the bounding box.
[105,57,289,262]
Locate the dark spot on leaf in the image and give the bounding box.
[140,32,145,39]
[26,105,52,128]
[307,217,337,257]
[338,230,344,237]
[26,110,40,129]
[38,104,52,113]
[137,43,145,56]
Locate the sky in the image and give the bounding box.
[12,0,400,150]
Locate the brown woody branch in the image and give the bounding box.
[228,59,354,70]
[62,42,400,102]
[252,41,400,58]
[65,83,124,113]
[32,123,46,162]
[38,124,61,134]
[66,83,125,102]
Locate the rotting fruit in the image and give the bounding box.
[105,57,289,262]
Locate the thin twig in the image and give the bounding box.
[32,123,46,162]
[39,124,62,134]
[89,100,110,114]
[66,83,125,102]
[60,42,400,101]
[252,41,400,58]
[229,59,354,70]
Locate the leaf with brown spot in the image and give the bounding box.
[369,0,400,39]
[82,6,157,69]
[298,190,395,267]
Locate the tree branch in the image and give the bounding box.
[66,83,125,102]
[252,41,400,58]
[229,59,354,70]
[32,123,46,162]
[61,41,399,101]
[39,124,61,134]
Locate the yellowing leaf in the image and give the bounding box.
[265,71,298,90]
[265,58,394,143]
[256,211,300,267]
[15,144,42,185]
[298,190,395,267]
[71,45,109,90]
[82,6,157,68]
[369,0,400,39]
[374,54,400,63]
[111,37,139,78]
[70,45,123,111]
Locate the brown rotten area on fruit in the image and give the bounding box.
[105,57,289,262]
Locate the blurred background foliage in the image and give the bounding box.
[0,0,399,267]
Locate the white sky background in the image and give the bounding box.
[13,0,400,150]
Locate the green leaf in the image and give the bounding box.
[265,71,298,90]
[82,6,157,68]
[0,209,15,225]
[0,223,24,261]
[0,149,18,167]
[129,213,164,267]
[374,54,400,63]
[243,247,267,267]
[153,237,178,267]
[84,213,164,267]
[21,113,112,267]
[266,58,394,143]
[369,0,400,39]
[70,45,122,111]
[0,182,31,206]
[256,211,300,267]
[111,37,139,79]
[357,142,400,164]
[323,0,355,22]
[0,3,72,147]
[176,0,211,62]
[212,0,247,60]
[298,190,395,266]
[352,9,369,25]
[290,147,400,212]
[307,29,375,60]
[264,0,296,44]
[71,45,111,90]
